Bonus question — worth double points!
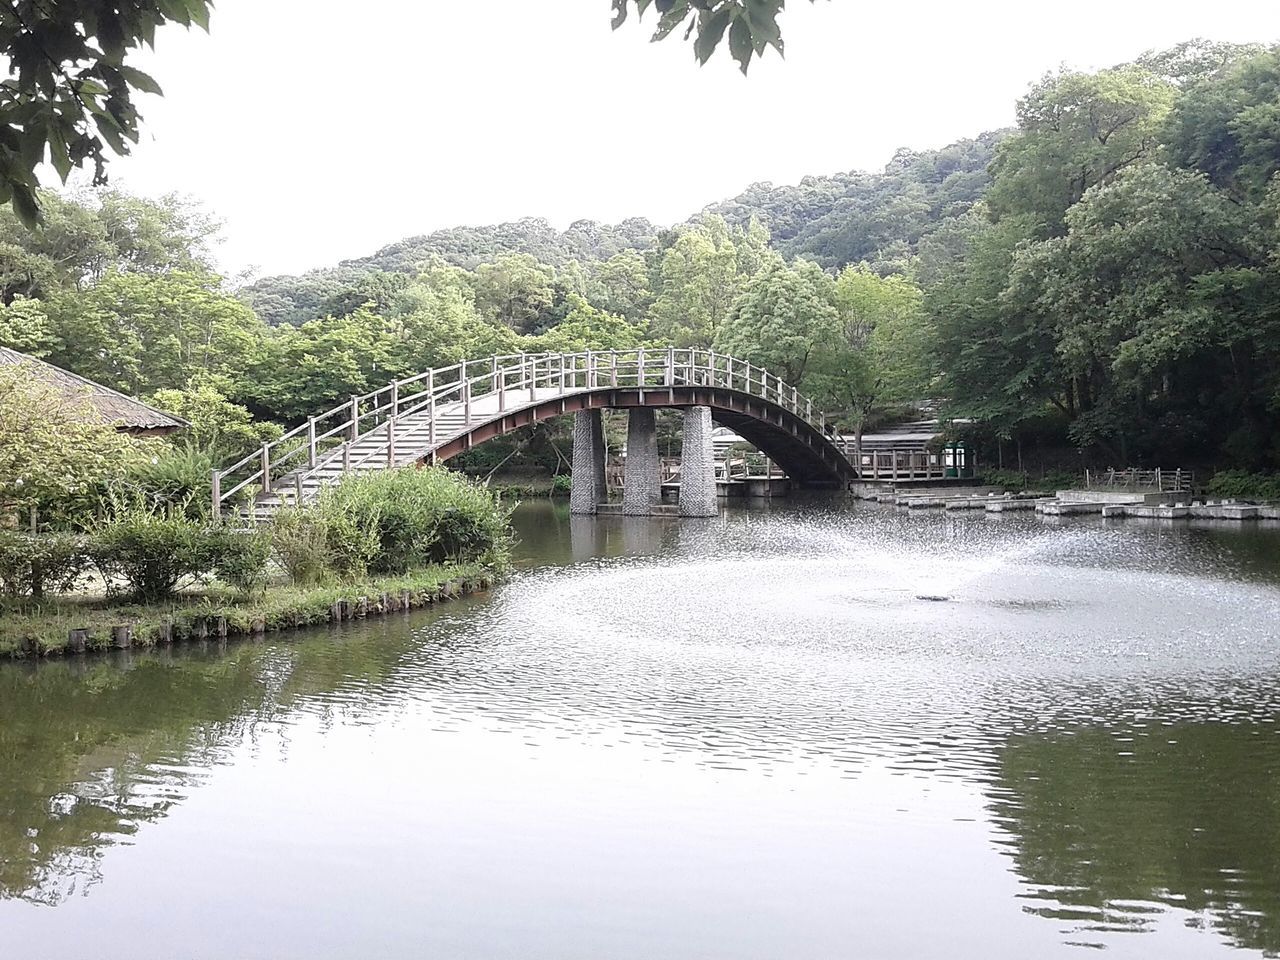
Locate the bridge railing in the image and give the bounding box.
[213,348,840,515]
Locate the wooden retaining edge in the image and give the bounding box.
[16,571,496,661]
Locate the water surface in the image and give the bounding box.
[2,500,1279,958]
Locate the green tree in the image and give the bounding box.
[533,296,649,353]
[928,215,1065,442]
[809,265,929,457]
[471,254,555,334]
[45,269,264,396]
[234,305,405,424]
[713,259,836,384]
[397,281,520,370]
[0,296,58,356]
[651,215,773,346]
[148,382,283,462]
[987,65,1176,233]
[0,362,143,525]
[1006,163,1268,464]
[0,190,214,302]
[0,2,212,225]
[1164,47,1280,203]
[589,251,654,321]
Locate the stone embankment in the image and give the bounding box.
[851,482,1280,524]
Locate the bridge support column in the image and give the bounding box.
[570,408,607,515]
[623,407,660,516]
[679,405,717,518]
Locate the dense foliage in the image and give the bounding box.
[0,1,211,225]
[0,362,145,525]
[316,468,513,574]
[930,41,1280,470]
[1,39,1277,496]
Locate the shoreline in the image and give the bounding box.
[0,564,496,660]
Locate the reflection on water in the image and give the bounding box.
[1,499,1279,958]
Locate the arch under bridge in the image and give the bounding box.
[212,349,857,519]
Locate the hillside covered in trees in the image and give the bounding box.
[1,38,1278,483]
[242,133,1000,327]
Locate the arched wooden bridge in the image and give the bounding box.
[212,348,857,518]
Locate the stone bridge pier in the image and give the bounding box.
[570,406,718,518]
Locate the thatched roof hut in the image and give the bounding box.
[0,347,187,437]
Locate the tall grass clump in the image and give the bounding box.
[88,498,271,602]
[315,467,512,574]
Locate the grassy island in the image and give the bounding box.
[1,462,513,659]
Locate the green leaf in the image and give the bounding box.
[728,18,752,73]
[184,0,213,31]
[46,127,73,181]
[117,65,164,96]
[694,7,734,65]
[11,182,39,228]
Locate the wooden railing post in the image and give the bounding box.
[307,417,317,468]
[260,443,271,494]
[529,354,537,401]
[349,396,360,442]
[498,355,507,413]
[210,469,221,520]
[587,351,596,390]
[427,370,436,447]
[666,347,675,386]
[610,349,618,387]
[387,417,397,467]
[559,354,567,393]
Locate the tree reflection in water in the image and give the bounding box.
[988,717,1280,954]
[0,622,423,906]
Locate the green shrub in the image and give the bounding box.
[316,467,511,573]
[0,532,89,599]
[89,503,213,602]
[124,445,214,520]
[550,473,572,495]
[1207,470,1280,501]
[208,525,273,597]
[981,469,1081,492]
[269,508,334,586]
[314,508,381,578]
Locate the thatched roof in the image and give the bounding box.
[0,347,187,435]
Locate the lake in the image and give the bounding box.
[3,499,1279,959]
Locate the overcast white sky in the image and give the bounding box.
[89,0,1280,278]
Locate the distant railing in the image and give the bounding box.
[213,348,840,516]
[856,451,949,481]
[1085,467,1194,493]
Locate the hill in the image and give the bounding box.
[240,132,1005,326]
